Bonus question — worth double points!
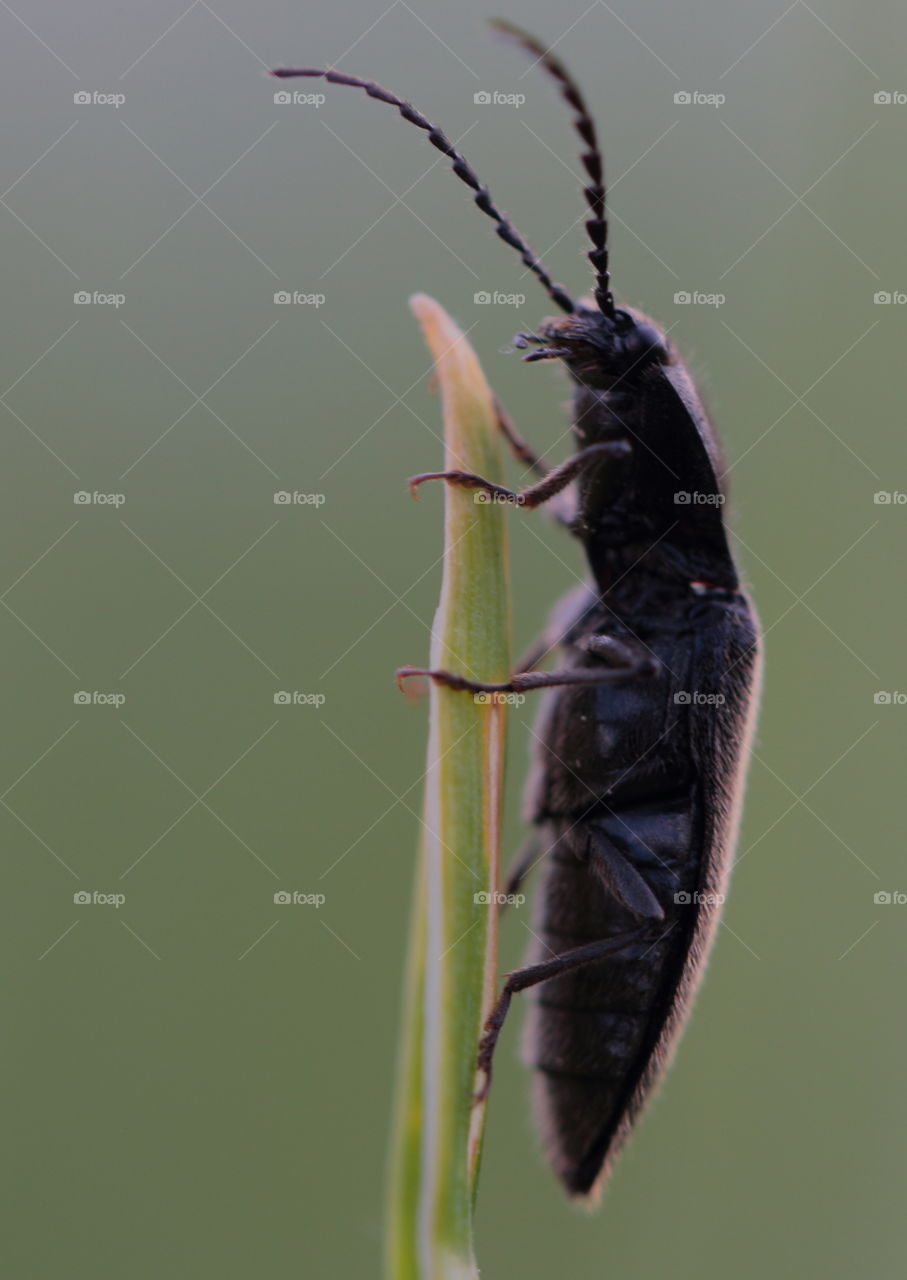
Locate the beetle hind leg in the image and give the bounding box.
[500,830,548,901]
[474,928,649,1103]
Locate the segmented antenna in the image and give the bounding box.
[489,20,614,318]
[272,67,575,315]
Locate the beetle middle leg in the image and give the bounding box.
[397,634,654,697]
[409,439,630,510]
[474,928,652,1102]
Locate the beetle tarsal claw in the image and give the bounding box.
[394,665,430,695]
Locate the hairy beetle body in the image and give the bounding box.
[276,20,762,1204]
[525,583,759,1198]
[511,305,761,1198]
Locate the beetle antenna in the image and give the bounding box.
[271,67,575,314]
[488,20,614,318]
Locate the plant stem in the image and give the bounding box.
[386,295,511,1279]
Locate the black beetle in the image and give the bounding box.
[274,21,761,1202]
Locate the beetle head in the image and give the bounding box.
[516,305,671,390]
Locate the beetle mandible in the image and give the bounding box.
[274,21,761,1202]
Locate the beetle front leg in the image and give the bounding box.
[492,396,548,477]
[491,398,576,528]
[474,929,649,1103]
[409,440,630,510]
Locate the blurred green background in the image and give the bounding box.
[0,2,903,1276]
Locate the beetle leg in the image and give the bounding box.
[511,628,561,675]
[396,652,655,697]
[474,929,648,1103]
[580,633,655,668]
[500,831,546,901]
[408,440,630,509]
[501,582,601,680]
[492,397,575,528]
[586,829,665,921]
[492,396,548,477]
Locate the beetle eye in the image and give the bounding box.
[623,323,667,365]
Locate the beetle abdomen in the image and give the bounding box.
[521,819,700,1198]
[521,596,760,1200]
